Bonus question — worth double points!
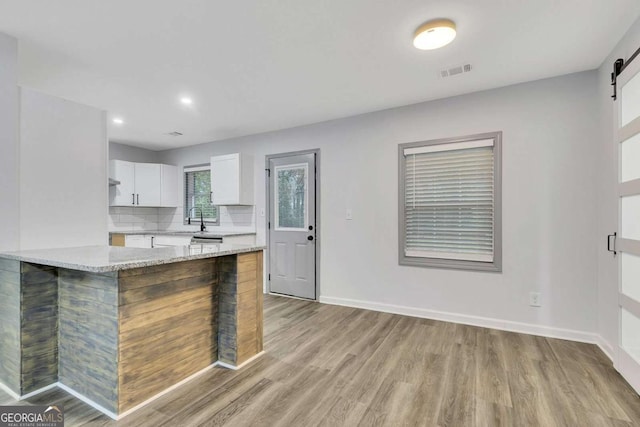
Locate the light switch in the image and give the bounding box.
[346,209,353,220]
[260,208,265,217]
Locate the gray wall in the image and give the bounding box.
[596,15,640,357]
[159,71,600,337]
[109,141,160,163]
[0,33,19,251]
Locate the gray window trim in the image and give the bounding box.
[398,131,502,273]
[183,164,220,226]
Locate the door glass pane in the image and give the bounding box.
[622,71,640,127]
[622,308,640,364]
[622,253,640,303]
[276,165,307,229]
[622,195,640,240]
[622,133,640,182]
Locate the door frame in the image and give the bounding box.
[614,55,640,394]
[265,148,321,301]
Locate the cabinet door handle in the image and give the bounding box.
[137,194,140,205]
[210,191,213,203]
[132,193,135,205]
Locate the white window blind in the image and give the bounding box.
[184,165,217,222]
[403,139,495,262]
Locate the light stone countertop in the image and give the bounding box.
[0,244,265,273]
[109,230,256,237]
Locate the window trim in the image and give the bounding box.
[398,131,502,272]
[274,162,309,231]
[184,164,220,226]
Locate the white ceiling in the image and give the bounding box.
[1,0,639,150]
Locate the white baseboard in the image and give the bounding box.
[595,335,615,363]
[0,352,267,421]
[57,382,119,420]
[115,362,219,420]
[0,381,20,400]
[319,295,599,346]
[217,351,265,370]
[20,383,58,400]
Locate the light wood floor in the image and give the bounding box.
[2,294,640,426]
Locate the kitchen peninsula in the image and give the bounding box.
[0,243,265,419]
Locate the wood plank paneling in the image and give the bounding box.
[58,268,119,414]
[217,252,264,366]
[0,252,264,417]
[20,263,58,395]
[256,251,264,353]
[237,252,261,365]
[0,258,21,394]
[119,258,214,281]
[118,258,218,413]
[119,272,217,306]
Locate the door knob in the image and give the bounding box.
[307,235,314,241]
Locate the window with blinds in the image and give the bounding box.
[184,165,218,224]
[399,132,502,271]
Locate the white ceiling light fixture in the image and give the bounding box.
[112,117,124,125]
[413,19,457,50]
[180,96,194,106]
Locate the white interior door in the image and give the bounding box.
[268,153,316,300]
[616,58,640,394]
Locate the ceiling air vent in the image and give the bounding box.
[166,131,183,137]
[439,63,472,79]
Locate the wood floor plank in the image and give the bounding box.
[6,294,640,426]
[476,328,513,408]
[437,342,477,427]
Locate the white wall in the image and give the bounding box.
[160,71,600,337]
[0,33,19,251]
[596,16,640,356]
[20,88,108,249]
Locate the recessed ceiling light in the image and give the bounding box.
[413,19,457,50]
[180,97,193,106]
[112,117,124,125]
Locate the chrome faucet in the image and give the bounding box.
[187,207,207,232]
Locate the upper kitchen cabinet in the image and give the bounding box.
[110,160,135,206]
[210,153,254,205]
[134,162,161,206]
[160,164,178,207]
[109,160,178,207]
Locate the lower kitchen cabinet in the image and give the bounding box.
[124,235,153,248]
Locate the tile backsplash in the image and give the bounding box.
[108,205,256,233]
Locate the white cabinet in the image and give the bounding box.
[134,163,161,206]
[110,160,135,206]
[109,160,178,207]
[210,153,253,205]
[160,164,178,207]
[124,235,153,248]
[152,235,192,247]
[222,234,256,245]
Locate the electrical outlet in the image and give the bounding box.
[529,292,541,307]
[346,209,353,220]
